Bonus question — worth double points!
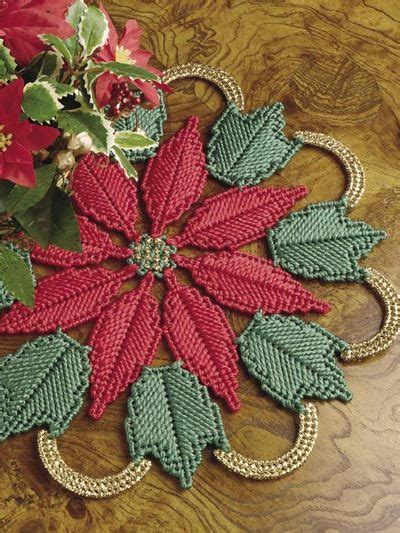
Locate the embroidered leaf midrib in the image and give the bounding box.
[220,111,273,174]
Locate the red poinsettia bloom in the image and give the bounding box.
[0,0,73,66]
[94,3,163,108]
[0,117,330,419]
[0,79,59,187]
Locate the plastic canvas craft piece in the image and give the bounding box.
[1,63,399,498]
[0,243,35,309]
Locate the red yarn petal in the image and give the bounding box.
[141,116,208,236]
[163,270,240,411]
[88,273,161,420]
[176,251,330,315]
[0,265,137,334]
[71,153,138,240]
[31,216,132,267]
[172,186,307,250]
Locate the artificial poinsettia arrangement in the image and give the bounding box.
[0,0,166,306]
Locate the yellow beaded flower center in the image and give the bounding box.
[115,46,136,65]
[0,125,12,152]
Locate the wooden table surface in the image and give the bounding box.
[1,1,400,531]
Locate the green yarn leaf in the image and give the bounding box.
[113,91,166,162]
[207,102,303,187]
[0,330,91,441]
[238,312,352,412]
[268,199,386,281]
[125,362,229,488]
[0,244,35,310]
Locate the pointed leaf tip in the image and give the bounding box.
[125,362,229,488]
[238,313,352,412]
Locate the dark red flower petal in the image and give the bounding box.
[172,185,307,250]
[0,264,137,334]
[163,269,240,411]
[176,251,331,315]
[71,152,139,240]
[89,273,161,420]
[31,216,132,267]
[141,116,208,236]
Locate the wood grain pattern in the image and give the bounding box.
[1,0,400,531]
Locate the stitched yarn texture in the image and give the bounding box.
[2,116,332,419]
[125,362,229,488]
[0,330,91,440]
[268,198,386,281]
[238,312,352,412]
[207,102,303,186]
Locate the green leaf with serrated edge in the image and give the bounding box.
[22,81,61,123]
[40,34,73,66]
[58,109,114,153]
[0,243,35,308]
[83,58,100,109]
[114,130,157,150]
[268,198,387,282]
[7,164,56,214]
[113,91,166,161]
[238,312,352,412]
[125,363,229,488]
[64,0,87,59]
[40,51,63,77]
[38,75,76,97]
[0,39,16,82]
[0,331,91,441]
[112,146,138,179]
[95,61,158,81]
[207,102,303,187]
[50,188,82,252]
[78,5,109,57]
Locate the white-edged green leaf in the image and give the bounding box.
[96,61,158,81]
[38,75,76,97]
[40,34,73,66]
[41,51,64,77]
[83,58,100,109]
[78,5,109,57]
[114,130,157,150]
[112,145,138,180]
[0,243,35,307]
[0,39,16,82]
[65,0,88,59]
[22,81,62,123]
[6,164,56,214]
[58,109,114,153]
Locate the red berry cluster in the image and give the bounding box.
[107,82,141,119]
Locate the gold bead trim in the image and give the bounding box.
[293,131,365,209]
[341,268,400,362]
[163,63,245,110]
[214,403,318,479]
[37,430,151,498]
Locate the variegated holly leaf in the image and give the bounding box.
[207,102,303,186]
[0,330,91,441]
[238,312,352,412]
[58,109,114,154]
[125,362,229,488]
[78,5,109,57]
[268,199,386,281]
[22,80,62,123]
[64,0,87,59]
[40,33,73,66]
[0,39,16,82]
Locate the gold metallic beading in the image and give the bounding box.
[214,403,318,479]
[341,268,400,362]
[293,131,365,209]
[37,430,151,498]
[163,63,245,110]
